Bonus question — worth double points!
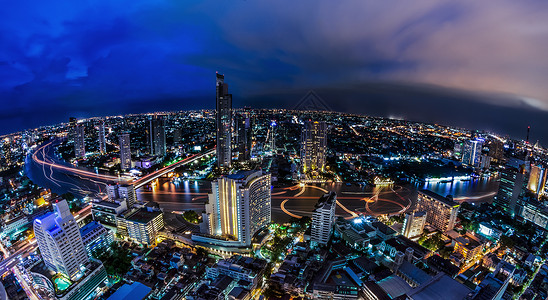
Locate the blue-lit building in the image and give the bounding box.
[80,221,114,257]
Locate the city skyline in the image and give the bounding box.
[2,1,548,142]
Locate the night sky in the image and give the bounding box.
[2,1,548,142]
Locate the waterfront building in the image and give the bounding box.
[301,120,327,173]
[33,200,89,281]
[216,73,232,169]
[311,191,337,248]
[462,139,483,168]
[119,132,132,170]
[527,165,546,199]
[416,190,459,232]
[203,171,271,246]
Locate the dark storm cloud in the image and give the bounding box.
[1,0,548,141]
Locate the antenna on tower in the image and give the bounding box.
[526,126,530,144]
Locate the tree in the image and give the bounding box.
[499,235,515,249]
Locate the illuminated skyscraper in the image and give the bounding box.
[494,164,526,216]
[301,120,327,172]
[119,132,132,170]
[34,200,89,280]
[311,192,337,248]
[98,120,106,154]
[74,123,86,158]
[216,73,232,169]
[462,139,483,168]
[416,190,459,232]
[528,165,546,199]
[204,171,271,246]
[149,115,166,157]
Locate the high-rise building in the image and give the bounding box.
[453,141,464,159]
[402,211,427,239]
[107,184,136,208]
[494,164,526,216]
[119,132,132,170]
[216,73,232,169]
[116,207,164,245]
[301,120,327,173]
[416,190,460,232]
[311,191,337,248]
[74,123,86,158]
[462,140,483,168]
[528,165,546,199]
[80,221,114,258]
[149,115,166,157]
[98,120,106,154]
[34,200,89,280]
[204,171,271,246]
[235,112,252,162]
[68,117,77,143]
[488,140,504,162]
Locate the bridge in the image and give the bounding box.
[133,148,215,189]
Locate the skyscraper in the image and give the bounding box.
[494,164,526,216]
[416,190,460,232]
[216,73,232,169]
[204,171,271,246]
[119,132,132,170]
[98,120,106,154]
[311,191,337,248]
[528,165,546,199]
[34,200,89,280]
[462,139,483,168]
[301,120,327,173]
[149,115,166,157]
[74,123,86,158]
[235,112,252,162]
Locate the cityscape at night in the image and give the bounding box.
[2,1,548,300]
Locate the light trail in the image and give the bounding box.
[281,200,302,219]
[32,141,127,182]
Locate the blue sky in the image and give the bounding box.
[1,0,548,141]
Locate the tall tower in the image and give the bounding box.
[494,164,526,216]
[34,200,89,280]
[204,171,271,246]
[149,115,166,157]
[301,121,327,173]
[462,139,483,168]
[74,123,86,158]
[98,120,106,154]
[216,73,232,169]
[311,192,337,248]
[236,112,251,162]
[119,132,132,170]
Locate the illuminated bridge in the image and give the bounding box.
[133,148,215,189]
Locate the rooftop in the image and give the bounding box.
[107,282,151,300]
[418,189,458,207]
[125,208,162,224]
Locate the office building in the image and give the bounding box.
[216,73,232,169]
[462,139,483,168]
[119,132,132,170]
[528,165,546,198]
[416,190,459,232]
[301,120,327,173]
[402,211,427,239]
[34,200,89,281]
[98,120,106,154]
[453,141,463,159]
[149,115,166,157]
[116,207,164,245]
[235,112,252,162]
[92,198,128,227]
[74,123,86,158]
[311,192,337,248]
[488,140,504,162]
[494,165,526,216]
[80,221,114,258]
[204,171,271,246]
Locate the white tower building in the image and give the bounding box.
[311,191,337,248]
